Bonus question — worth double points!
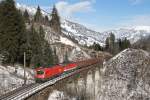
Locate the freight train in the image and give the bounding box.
[34,59,100,82]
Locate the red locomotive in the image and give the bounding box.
[35,65,64,82]
[35,59,100,82]
[35,63,78,82]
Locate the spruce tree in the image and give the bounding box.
[34,6,43,23]
[109,33,115,54]
[0,0,26,64]
[50,5,61,34]
[116,38,131,52]
[53,48,59,64]
[29,25,42,67]
[64,51,69,63]
[123,37,131,49]
[39,26,54,66]
[39,25,45,40]
[23,9,30,23]
[28,25,54,68]
[105,37,109,51]
[117,39,122,51]
[42,41,54,67]
[44,15,49,25]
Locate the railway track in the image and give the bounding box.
[0,61,101,100]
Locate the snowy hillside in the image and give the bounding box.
[43,25,91,62]
[61,19,106,46]
[99,48,150,100]
[0,65,34,96]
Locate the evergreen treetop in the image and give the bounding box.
[34,5,43,23]
[23,9,30,23]
[50,5,61,34]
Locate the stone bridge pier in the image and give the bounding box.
[26,63,103,100]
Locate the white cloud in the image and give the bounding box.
[91,15,150,32]
[56,1,94,19]
[117,15,150,28]
[80,0,96,3]
[129,0,145,5]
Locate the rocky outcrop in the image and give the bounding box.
[99,48,150,100]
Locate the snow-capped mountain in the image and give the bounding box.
[102,26,150,43]
[62,19,150,45]
[61,19,106,46]
[16,3,150,47]
[16,3,49,16]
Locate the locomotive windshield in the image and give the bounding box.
[37,70,44,75]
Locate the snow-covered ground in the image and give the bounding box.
[60,36,76,47]
[48,90,76,100]
[0,65,35,96]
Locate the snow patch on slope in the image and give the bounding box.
[48,90,76,100]
[60,36,76,47]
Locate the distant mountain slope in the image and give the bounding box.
[102,26,150,43]
[61,19,106,46]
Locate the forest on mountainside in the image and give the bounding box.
[0,0,60,67]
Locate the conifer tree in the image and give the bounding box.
[122,37,131,49]
[23,9,30,23]
[53,48,59,64]
[50,5,61,34]
[105,37,109,51]
[34,6,43,23]
[28,25,54,67]
[39,25,45,40]
[64,51,69,63]
[116,38,131,52]
[44,15,49,25]
[0,0,26,64]
[117,38,122,51]
[42,41,54,66]
[108,33,115,54]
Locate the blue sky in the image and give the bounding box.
[16,0,150,32]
